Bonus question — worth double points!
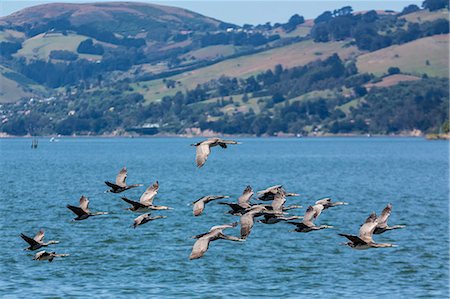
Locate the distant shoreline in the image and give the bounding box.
[1,132,446,139]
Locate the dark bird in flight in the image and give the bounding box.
[33,250,69,262]
[257,185,300,201]
[263,189,301,213]
[20,229,59,251]
[189,222,244,260]
[133,213,166,228]
[314,197,348,210]
[259,214,302,224]
[339,212,397,249]
[240,205,281,239]
[67,196,108,221]
[219,185,253,215]
[193,195,229,216]
[373,203,405,234]
[191,138,241,168]
[287,205,333,232]
[105,167,142,193]
[121,181,162,212]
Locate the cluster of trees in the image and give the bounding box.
[0,41,22,58]
[311,6,449,51]
[422,0,449,11]
[1,3,448,136]
[1,59,448,136]
[12,50,135,88]
[200,32,280,47]
[75,25,146,48]
[49,50,78,61]
[76,39,104,55]
[344,78,449,133]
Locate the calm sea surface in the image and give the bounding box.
[0,137,448,298]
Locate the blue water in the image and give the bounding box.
[0,137,448,298]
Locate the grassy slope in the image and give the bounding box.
[400,8,449,23]
[0,65,48,103]
[181,45,238,61]
[132,39,359,102]
[364,74,420,89]
[0,29,25,42]
[15,32,104,61]
[356,34,449,77]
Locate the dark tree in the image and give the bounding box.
[400,4,420,15]
[314,11,333,24]
[77,39,104,55]
[388,67,401,75]
[0,41,22,58]
[422,0,449,11]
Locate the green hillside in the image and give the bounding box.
[0,66,48,103]
[0,1,448,136]
[16,32,105,61]
[132,39,360,102]
[357,34,449,77]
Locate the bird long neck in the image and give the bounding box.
[388,225,405,230]
[54,253,70,257]
[318,225,333,229]
[153,206,171,210]
[372,243,395,248]
[284,205,302,210]
[44,240,59,245]
[92,212,108,216]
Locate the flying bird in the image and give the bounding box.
[105,167,142,193]
[20,229,59,251]
[240,205,280,239]
[189,222,244,260]
[258,214,302,224]
[339,212,397,249]
[33,250,69,262]
[257,185,300,201]
[67,196,108,221]
[193,195,229,216]
[287,205,333,232]
[373,203,405,234]
[191,138,241,168]
[271,190,287,213]
[264,189,301,213]
[133,213,166,228]
[315,197,348,209]
[121,181,160,212]
[218,186,253,215]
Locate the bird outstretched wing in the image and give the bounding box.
[21,233,40,246]
[34,230,45,242]
[79,196,90,213]
[116,167,127,187]
[139,181,159,205]
[377,203,392,228]
[67,205,87,217]
[196,143,211,168]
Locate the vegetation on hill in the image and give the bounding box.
[0,1,448,136]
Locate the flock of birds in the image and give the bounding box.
[21,137,405,262]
